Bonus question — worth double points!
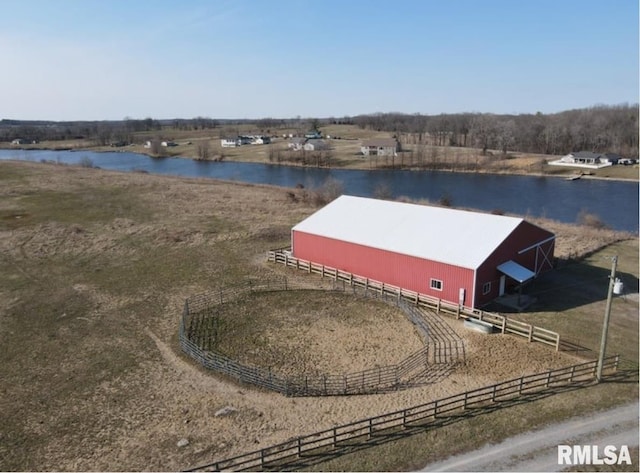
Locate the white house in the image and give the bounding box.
[361,138,399,157]
[549,151,613,169]
[221,138,238,148]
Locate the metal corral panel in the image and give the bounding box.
[293,231,475,304]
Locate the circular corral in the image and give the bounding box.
[179,279,457,396]
[207,289,424,378]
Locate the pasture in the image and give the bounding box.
[0,160,636,471]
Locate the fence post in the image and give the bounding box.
[463,391,468,410]
[569,365,576,383]
[614,354,620,371]
[546,370,552,387]
[501,316,506,334]
[402,409,407,428]
[333,427,337,447]
[297,437,302,458]
[528,325,533,342]
[260,448,265,468]
[433,400,438,418]
[491,384,497,402]
[555,334,560,351]
[518,377,524,394]
[368,419,373,439]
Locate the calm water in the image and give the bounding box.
[1,149,638,233]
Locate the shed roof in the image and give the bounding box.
[362,138,398,148]
[292,195,525,269]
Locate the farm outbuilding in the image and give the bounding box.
[291,196,555,308]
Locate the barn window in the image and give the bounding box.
[430,278,443,291]
[483,282,491,295]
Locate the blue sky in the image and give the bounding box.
[0,0,637,120]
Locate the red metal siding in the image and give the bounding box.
[474,221,555,306]
[293,230,475,305]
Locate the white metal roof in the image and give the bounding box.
[497,260,536,283]
[292,195,525,269]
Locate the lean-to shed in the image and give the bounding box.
[291,195,555,308]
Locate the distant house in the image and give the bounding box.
[143,141,152,149]
[238,135,252,145]
[548,151,614,169]
[11,138,31,145]
[361,138,399,157]
[561,151,605,165]
[305,131,322,139]
[288,137,307,151]
[303,139,329,151]
[221,137,239,148]
[161,141,178,147]
[251,135,271,145]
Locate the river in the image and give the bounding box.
[0,149,638,233]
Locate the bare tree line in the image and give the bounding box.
[352,104,639,157]
[2,104,637,157]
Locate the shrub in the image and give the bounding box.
[78,156,95,168]
[577,209,607,229]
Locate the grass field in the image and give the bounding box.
[0,160,637,471]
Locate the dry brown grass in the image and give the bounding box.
[0,160,636,472]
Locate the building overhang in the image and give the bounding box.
[497,260,536,283]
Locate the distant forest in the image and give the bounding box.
[1,104,637,157]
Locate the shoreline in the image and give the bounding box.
[2,144,638,183]
[2,158,638,237]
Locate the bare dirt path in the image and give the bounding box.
[422,402,639,471]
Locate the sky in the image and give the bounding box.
[0,0,638,121]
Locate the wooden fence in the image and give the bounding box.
[186,354,620,472]
[180,277,460,397]
[267,248,561,350]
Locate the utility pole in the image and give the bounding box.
[596,255,618,382]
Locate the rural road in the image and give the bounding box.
[422,402,638,472]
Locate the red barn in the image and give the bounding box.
[291,195,555,308]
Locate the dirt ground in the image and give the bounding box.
[0,160,634,471]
